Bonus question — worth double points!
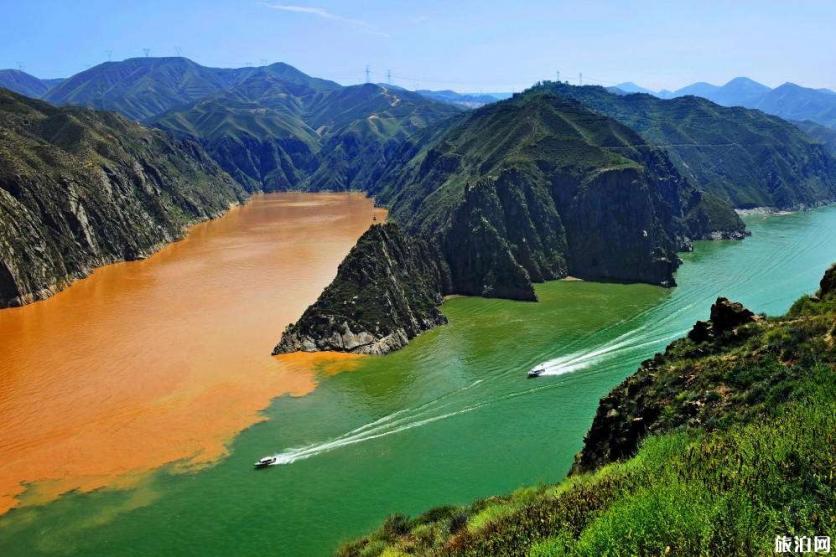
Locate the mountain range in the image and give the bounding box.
[612,77,836,130]
[2,57,836,314]
[4,57,462,193]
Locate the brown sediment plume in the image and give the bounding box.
[0,193,383,515]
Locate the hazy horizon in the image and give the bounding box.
[1,0,835,93]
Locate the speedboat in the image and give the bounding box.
[254,456,277,469]
[528,365,546,379]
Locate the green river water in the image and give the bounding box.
[1,206,835,556]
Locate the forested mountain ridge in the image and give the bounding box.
[538,82,836,210]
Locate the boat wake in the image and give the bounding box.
[269,403,486,465]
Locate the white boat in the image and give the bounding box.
[528,365,546,378]
[254,456,277,469]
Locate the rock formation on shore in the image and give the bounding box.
[273,223,450,355]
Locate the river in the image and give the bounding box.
[0,201,834,556]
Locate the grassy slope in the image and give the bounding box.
[340,265,835,556]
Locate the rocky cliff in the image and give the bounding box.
[273,223,451,355]
[0,88,246,307]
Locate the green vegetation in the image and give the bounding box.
[0,87,245,307]
[537,82,836,209]
[339,265,836,556]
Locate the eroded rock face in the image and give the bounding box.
[273,223,450,355]
[0,89,246,308]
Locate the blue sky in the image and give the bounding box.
[1,0,834,92]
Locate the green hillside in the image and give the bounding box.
[340,264,836,556]
[0,88,246,307]
[377,90,743,291]
[540,82,836,209]
[794,119,836,156]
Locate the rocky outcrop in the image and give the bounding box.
[819,263,836,297]
[572,297,763,474]
[687,297,760,343]
[0,88,246,307]
[273,223,450,355]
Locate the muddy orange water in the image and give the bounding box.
[0,192,385,515]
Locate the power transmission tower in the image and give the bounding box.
[174,46,182,56]
[16,62,23,71]
[579,72,583,86]
[143,48,151,57]
[259,58,269,66]
[365,64,370,83]
[556,70,560,83]
[106,50,112,61]
[386,69,392,85]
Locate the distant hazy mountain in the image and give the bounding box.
[610,82,656,95]
[757,83,836,129]
[0,69,55,98]
[687,77,771,107]
[415,89,507,108]
[607,77,836,130]
[669,78,836,129]
[44,57,257,121]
